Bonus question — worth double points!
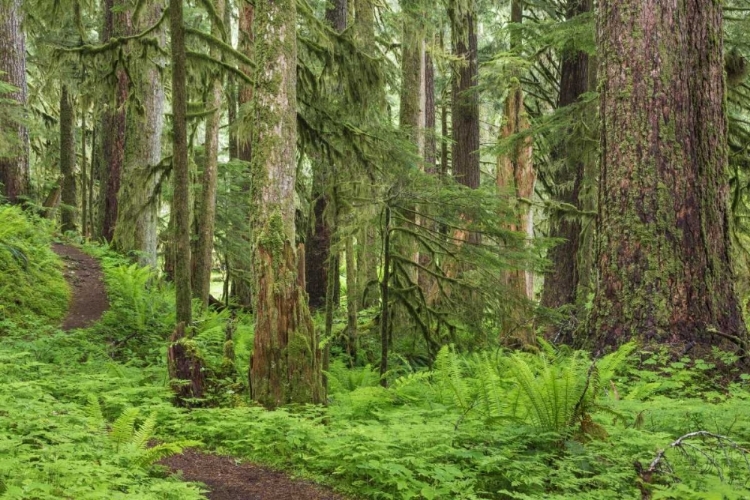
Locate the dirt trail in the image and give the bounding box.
[53,243,349,500]
[162,450,348,500]
[52,243,109,330]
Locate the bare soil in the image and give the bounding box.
[162,449,349,500]
[52,243,109,330]
[53,242,350,500]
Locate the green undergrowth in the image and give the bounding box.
[166,346,750,500]
[2,211,750,499]
[0,205,68,327]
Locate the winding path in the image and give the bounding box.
[53,243,348,500]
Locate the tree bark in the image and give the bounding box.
[170,0,192,326]
[590,0,747,351]
[540,0,592,310]
[60,85,77,232]
[0,0,28,203]
[449,0,479,190]
[497,1,535,303]
[113,0,165,267]
[306,4,347,311]
[325,0,347,32]
[100,0,130,241]
[194,0,225,307]
[231,2,254,309]
[249,0,323,408]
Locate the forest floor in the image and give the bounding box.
[52,243,348,500]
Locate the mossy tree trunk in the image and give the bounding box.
[590,0,747,351]
[540,0,592,311]
[497,0,534,304]
[170,0,191,326]
[193,0,225,308]
[113,0,165,268]
[60,85,77,232]
[249,0,323,408]
[99,0,130,242]
[0,0,29,203]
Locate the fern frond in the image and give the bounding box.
[133,440,201,468]
[84,394,106,433]
[131,412,157,450]
[434,345,471,411]
[110,407,140,448]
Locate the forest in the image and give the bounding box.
[2,0,750,498]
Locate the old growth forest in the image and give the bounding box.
[4,0,750,498]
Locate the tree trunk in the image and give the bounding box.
[325,0,347,32]
[170,0,192,326]
[231,1,254,309]
[60,85,77,232]
[100,0,130,241]
[590,0,747,351]
[81,104,89,237]
[497,0,535,302]
[113,0,165,267]
[194,0,225,308]
[249,0,323,408]
[449,0,479,190]
[540,0,592,311]
[0,0,28,203]
[345,235,358,361]
[306,4,347,312]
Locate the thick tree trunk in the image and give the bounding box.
[249,0,323,408]
[113,1,165,267]
[170,0,192,326]
[0,0,28,203]
[450,0,479,190]
[540,0,592,311]
[60,85,77,232]
[100,0,130,241]
[194,0,225,307]
[590,0,747,351]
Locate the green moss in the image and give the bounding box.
[0,206,69,327]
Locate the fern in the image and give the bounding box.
[84,394,106,433]
[434,345,471,411]
[110,407,141,450]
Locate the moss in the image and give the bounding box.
[0,206,69,327]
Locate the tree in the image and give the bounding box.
[98,0,130,241]
[589,0,747,351]
[170,0,191,326]
[449,0,479,191]
[0,0,29,203]
[540,0,593,310]
[497,0,534,306]
[113,0,167,268]
[249,0,323,408]
[60,85,77,232]
[193,0,225,307]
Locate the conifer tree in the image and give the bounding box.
[0,0,29,203]
[590,0,748,351]
[249,0,323,408]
